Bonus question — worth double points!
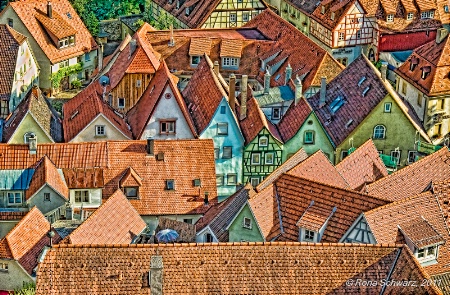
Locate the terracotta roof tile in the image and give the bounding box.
[220,39,243,57]
[310,0,357,31]
[25,155,68,201]
[248,184,277,239]
[35,243,440,295]
[64,189,146,245]
[5,0,97,64]
[189,37,212,55]
[0,211,28,221]
[296,202,334,232]
[336,139,389,191]
[367,147,450,201]
[287,150,349,188]
[398,216,445,248]
[62,167,104,188]
[277,97,312,142]
[34,8,76,39]
[0,24,26,101]
[62,82,132,142]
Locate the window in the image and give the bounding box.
[386,14,394,22]
[407,151,417,164]
[227,174,237,185]
[84,52,90,62]
[421,11,434,19]
[160,121,176,134]
[390,150,401,165]
[272,107,281,120]
[217,122,228,135]
[191,55,201,66]
[417,93,423,107]
[243,217,252,229]
[216,174,224,186]
[222,146,232,159]
[59,60,69,68]
[407,12,414,20]
[7,18,13,27]
[0,262,8,272]
[242,12,249,22]
[205,233,213,242]
[166,180,175,190]
[136,80,142,88]
[259,136,268,147]
[445,5,449,13]
[338,32,345,41]
[44,193,50,202]
[373,125,386,139]
[437,99,445,110]
[331,12,335,20]
[108,93,113,105]
[251,153,261,165]
[124,187,138,198]
[220,105,226,114]
[7,192,22,205]
[341,150,349,160]
[214,148,219,159]
[95,125,106,137]
[330,96,345,113]
[118,98,125,109]
[356,30,361,39]
[23,132,36,144]
[384,102,392,113]
[250,177,260,187]
[417,246,438,260]
[222,57,239,67]
[229,13,237,22]
[401,81,407,95]
[69,36,75,45]
[184,218,193,224]
[193,179,201,187]
[74,190,89,203]
[265,153,274,164]
[304,131,314,144]
[304,229,315,241]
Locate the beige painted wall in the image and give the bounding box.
[7,113,53,144]
[0,259,33,291]
[70,115,130,142]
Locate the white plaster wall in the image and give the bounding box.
[69,188,102,208]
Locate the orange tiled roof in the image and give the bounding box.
[310,0,360,31]
[64,189,146,245]
[5,0,97,64]
[126,60,197,139]
[189,37,212,55]
[0,211,28,221]
[34,8,76,39]
[395,35,450,97]
[62,82,132,142]
[62,167,104,188]
[220,39,243,57]
[336,139,389,191]
[35,242,441,295]
[0,24,27,100]
[366,147,450,201]
[248,184,276,239]
[287,150,349,189]
[277,97,312,142]
[296,202,334,232]
[0,207,61,274]
[25,155,68,200]
[398,216,445,248]
[267,173,388,242]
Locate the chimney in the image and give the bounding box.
[204,192,209,205]
[65,203,73,220]
[168,24,175,47]
[436,28,449,44]
[380,62,388,81]
[240,75,248,120]
[47,1,52,18]
[294,75,302,106]
[98,43,104,71]
[213,61,219,75]
[229,74,236,112]
[285,64,292,85]
[319,77,327,107]
[264,70,271,94]
[146,137,154,156]
[32,85,39,98]
[149,256,163,294]
[129,39,137,58]
[29,134,37,155]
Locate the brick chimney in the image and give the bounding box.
[47,1,52,18]
[319,77,327,107]
[229,74,236,112]
[240,75,248,120]
[149,255,163,295]
[294,76,302,106]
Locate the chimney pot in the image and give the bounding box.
[240,75,248,120]
[47,1,52,18]
[380,62,388,81]
[294,76,302,106]
[264,70,271,94]
[319,77,327,107]
[213,61,220,75]
[146,137,154,156]
[229,74,236,112]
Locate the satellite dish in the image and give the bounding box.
[99,76,110,87]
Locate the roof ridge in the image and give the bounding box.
[364,191,433,216]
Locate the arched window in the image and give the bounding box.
[23,132,35,144]
[373,125,386,139]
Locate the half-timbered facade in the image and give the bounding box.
[147,0,267,29]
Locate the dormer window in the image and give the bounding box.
[123,187,138,198]
[421,66,431,79]
[410,57,419,71]
[185,7,190,16]
[58,35,75,49]
[407,12,414,20]
[421,11,434,19]
[222,57,239,68]
[166,179,175,190]
[386,14,394,22]
[304,230,315,241]
[297,201,337,243]
[191,55,201,66]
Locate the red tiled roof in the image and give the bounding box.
[398,216,445,248]
[248,184,277,239]
[267,173,388,242]
[395,35,450,97]
[4,0,97,64]
[34,8,76,39]
[62,82,132,142]
[35,243,441,295]
[64,189,146,245]
[25,155,68,200]
[0,24,27,101]
[277,97,312,142]
[0,207,61,274]
[288,150,349,189]
[0,211,27,221]
[336,139,389,191]
[62,167,104,189]
[366,147,450,201]
[296,202,334,232]
[310,0,359,31]
[126,60,197,139]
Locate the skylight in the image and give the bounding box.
[358,76,366,87]
[362,86,371,97]
[329,96,345,113]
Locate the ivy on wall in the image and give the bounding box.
[50,62,83,89]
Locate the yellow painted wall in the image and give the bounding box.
[7,113,52,144]
[70,115,130,143]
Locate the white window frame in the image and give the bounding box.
[386,14,394,22]
[407,150,417,164]
[118,98,125,109]
[259,136,268,147]
[74,190,90,203]
[160,121,176,134]
[250,177,260,187]
[0,262,8,272]
[242,12,249,22]
[227,174,237,185]
[304,229,315,241]
[95,125,106,137]
[338,32,345,41]
[265,152,274,164]
[417,245,438,261]
[243,217,252,229]
[407,12,414,20]
[390,150,401,166]
[251,153,261,165]
[222,57,239,67]
[373,125,386,139]
[384,102,392,113]
[7,191,22,205]
[421,11,434,19]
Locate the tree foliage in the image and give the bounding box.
[50,62,83,89]
[9,282,35,295]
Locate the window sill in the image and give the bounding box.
[303,142,314,145]
[159,133,176,135]
[0,269,9,273]
[94,135,107,138]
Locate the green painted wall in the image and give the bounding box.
[280,0,310,35]
[8,113,52,144]
[27,185,66,215]
[0,259,33,291]
[336,94,427,167]
[282,112,335,163]
[228,204,263,242]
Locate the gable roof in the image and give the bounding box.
[35,243,441,295]
[126,60,197,139]
[4,0,97,64]
[26,155,68,200]
[182,54,229,134]
[3,86,63,143]
[284,0,321,14]
[311,0,363,31]
[64,189,146,245]
[287,150,349,189]
[196,184,254,242]
[366,147,450,201]
[266,173,388,242]
[0,24,27,101]
[62,82,132,142]
[0,207,61,274]
[336,139,389,191]
[277,97,312,142]
[395,35,450,97]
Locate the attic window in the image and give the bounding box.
[166,180,175,190]
[421,11,434,19]
[421,67,431,79]
[193,179,201,187]
[386,14,394,22]
[357,76,366,86]
[0,262,8,272]
[329,96,345,113]
[124,187,138,198]
[407,12,414,20]
[416,245,438,262]
[410,58,419,71]
[66,12,72,19]
[362,86,371,97]
[304,230,315,241]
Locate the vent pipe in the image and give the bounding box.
[319,77,327,107]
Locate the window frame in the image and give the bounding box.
[265,152,274,164]
[373,125,386,139]
[74,190,90,203]
[243,217,252,229]
[272,107,281,120]
[123,186,139,199]
[407,12,414,20]
[259,136,268,147]
[165,179,175,190]
[7,191,22,205]
[407,150,417,164]
[251,153,261,165]
[338,32,345,41]
[95,125,106,137]
[44,193,51,202]
[217,122,228,135]
[242,12,249,22]
[390,150,401,166]
[386,14,394,22]
[216,174,224,186]
[191,55,201,66]
[222,57,239,67]
[222,146,232,159]
[23,132,36,144]
[384,102,392,113]
[160,120,176,135]
[304,229,315,241]
[229,13,237,23]
[214,148,220,159]
[304,130,315,144]
[118,98,125,109]
[250,177,260,187]
[227,174,237,185]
